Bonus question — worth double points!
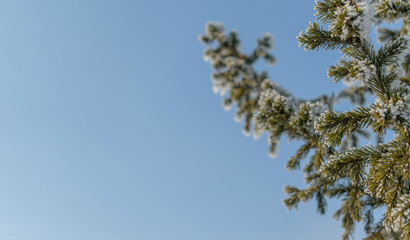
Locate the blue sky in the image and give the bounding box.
[0,0,375,239]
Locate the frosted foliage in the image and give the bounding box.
[222,99,233,111]
[304,101,328,126]
[396,35,410,66]
[263,33,274,50]
[370,96,410,125]
[394,35,410,78]
[233,112,242,122]
[254,90,280,131]
[352,59,376,85]
[376,0,410,23]
[256,33,274,57]
[267,137,278,158]
[252,88,296,157]
[211,74,228,95]
[257,89,295,111]
[254,88,327,135]
[319,145,360,177]
[328,0,375,40]
[202,0,410,236]
[390,79,402,90]
[252,124,264,139]
[390,194,410,232]
[242,128,251,137]
[204,22,224,38]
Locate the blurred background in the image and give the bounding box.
[0,0,374,239]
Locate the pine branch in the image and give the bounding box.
[201,0,410,238]
[315,107,373,147]
[375,0,410,23]
[297,22,350,51]
[320,144,379,184]
[376,36,409,67]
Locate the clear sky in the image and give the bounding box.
[0,0,374,239]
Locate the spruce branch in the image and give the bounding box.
[201,0,410,238]
[375,0,410,23]
[297,22,350,50]
[315,107,373,147]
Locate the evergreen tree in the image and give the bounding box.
[200,1,409,239]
